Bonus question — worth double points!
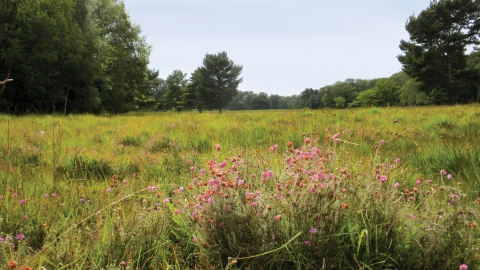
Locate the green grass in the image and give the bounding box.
[0,105,479,269]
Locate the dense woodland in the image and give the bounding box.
[1,0,480,114]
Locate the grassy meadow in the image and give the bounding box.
[0,105,479,269]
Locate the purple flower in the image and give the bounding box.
[304,240,311,246]
[440,169,447,175]
[380,175,387,183]
[309,227,318,234]
[15,233,25,241]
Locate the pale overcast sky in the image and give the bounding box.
[122,0,432,96]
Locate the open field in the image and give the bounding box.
[0,105,479,269]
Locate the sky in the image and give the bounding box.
[122,0,432,96]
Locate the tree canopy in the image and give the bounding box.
[398,0,480,104]
[0,0,156,114]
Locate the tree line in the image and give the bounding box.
[1,0,479,114]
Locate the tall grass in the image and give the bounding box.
[0,105,479,269]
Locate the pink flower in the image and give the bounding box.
[394,158,401,164]
[380,140,385,145]
[19,199,26,205]
[274,215,282,221]
[380,176,388,183]
[250,201,258,207]
[304,137,311,144]
[215,144,221,151]
[309,227,318,234]
[333,133,340,139]
[440,169,447,175]
[174,209,181,215]
[459,264,468,270]
[219,161,227,168]
[304,240,311,246]
[15,233,25,241]
[394,183,400,189]
[269,144,278,151]
[227,205,232,212]
[106,188,112,193]
[447,174,453,180]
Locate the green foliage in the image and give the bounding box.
[0,0,155,114]
[164,70,188,113]
[355,78,400,107]
[193,52,243,114]
[398,0,480,104]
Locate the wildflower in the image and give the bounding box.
[250,201,258,207]
[174,209,181,215]
[23,215,27,219]
[238,179,244,186]
[20,266,33,270]
[15,233,25,241]
[219,161,227,168]
[333,133,340,139]
[147,185,157,191]
[440,169,447,175]
[178,186,184,193]
[44,194,49,198]
[251,174,256,179]
[0,237,3,243]
[380,175,388,183]
[304,137,311,144]
[309,227,318,234]
[13,193,17,198]
[120,261,127,267]
[106,188,112,193]
[394,158,401,164]
[163,198,170,203]
[190,167,195,172]
[415,179,421,185]
[19,199,26,205]
[8,260,17,269]
[304,240,311,246]
[227,205,232,212]
[80,198,85,203]
[447,174,453,180]
[200,169,206,175]
[274,215,282,221]
[192,237,198,242]
[51,193,56,197]
[287,141,293,147]
[425,180,432,184]
[270,144,278,151]
[394,183,400,189]
[380,139,385,145]
[215,144,221,151]
[459,264,468,270]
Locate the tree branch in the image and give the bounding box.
[0,71,14,96]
